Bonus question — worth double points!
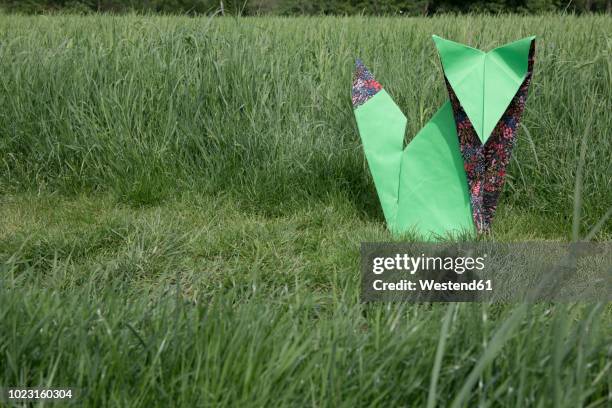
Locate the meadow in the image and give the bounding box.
[0,13,611,407]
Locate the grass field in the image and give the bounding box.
[0,13,611,407]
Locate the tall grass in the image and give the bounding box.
[0,14,611,407]
[0,14,610,227]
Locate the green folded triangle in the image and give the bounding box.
[432,35,535,144]
[354,90,474,240]
[395,101,474,238]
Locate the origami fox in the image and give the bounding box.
[353,36,536,240]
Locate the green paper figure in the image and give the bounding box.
[352,36,536,240]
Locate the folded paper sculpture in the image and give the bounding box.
[352,36,535,240]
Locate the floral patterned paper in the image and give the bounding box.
[352,59,383,108]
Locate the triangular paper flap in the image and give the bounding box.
[433,35,535,144]
[352,59,384,108]
[396,101,475,239]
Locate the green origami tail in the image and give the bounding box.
[352,88,405,228]
[352,61,474,240]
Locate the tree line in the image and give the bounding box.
[1,0,610,15]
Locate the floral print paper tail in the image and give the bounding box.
[352,59,383,108]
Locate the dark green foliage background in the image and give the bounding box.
[0,0,610,14]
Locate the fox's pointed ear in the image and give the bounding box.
[432,35,484,76]
[432,36,487,141]
[352,59,383,109]
[488,36,536,83]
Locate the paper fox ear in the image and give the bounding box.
[433,35,535,144]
